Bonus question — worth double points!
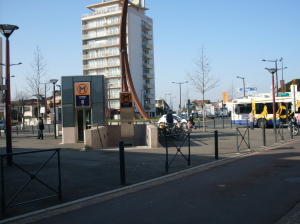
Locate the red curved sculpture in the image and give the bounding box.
[119,0,150,119]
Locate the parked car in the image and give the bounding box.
[0,120,5,130]
[158,114,187,128]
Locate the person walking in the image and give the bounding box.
[37,117,45,140]
[249,110,254,130]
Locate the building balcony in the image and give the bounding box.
[143,63,153,69]
[142,43,153,50]
[82,7,122,19]
[83,63,106,70]
[144,83,154,89]
[143,53,153,59]
[82,20,121,31]
[142,33,152,40]
[143,73,154,79]
[107,62,120,67]
[144,93,154,99]
[142,23,152,30]
[83,41,119,50]
[82,51,119,60]
[82,30,120,40]
[144,103,155,110]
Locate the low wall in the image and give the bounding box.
[84,126,109,150]
[83,124,158,150]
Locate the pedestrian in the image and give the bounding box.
[249,110,254,130]
[166,109,174,127]
[37,117,45,140]
[189,113,196,129]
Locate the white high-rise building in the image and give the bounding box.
[82,0,155,117]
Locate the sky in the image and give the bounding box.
[1,0,299,111]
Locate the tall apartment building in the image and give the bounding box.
[81,0,155,117]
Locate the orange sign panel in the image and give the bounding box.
[75,83,90,96]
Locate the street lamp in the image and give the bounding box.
[164,93,171,111]
[278,59,288,93]
[236,76,246,97]
[170,96,176,110]
[265,68,277,138]
[172,81,188,113]
[50,79,58,139]
[0,24,19,166]
[40,82,49,123]
[262,59,278,96]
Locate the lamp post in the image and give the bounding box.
[164,93,171,111]
[265,68,277,138]
[277,62,288,93]
[40,82,48,123]
[236,76,246,97]
[0,24,19,166]
[172,81,188,113]
[50,79,58,139]
[262,59,278,96]
[170,96,176,110]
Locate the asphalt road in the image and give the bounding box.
[27,140,300,224]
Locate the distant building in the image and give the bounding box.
[81,0,156,117]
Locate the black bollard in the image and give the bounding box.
[289,121,293,139]
[119,140,126,185]
[214,130,218,160]
[262,122,266,146]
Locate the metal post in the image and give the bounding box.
[165,134,168,172]
[53,83,57,139]
[214,130,218,160]
[57,149,62,201]
[1,156,5,215]
[290,120,293,139]
[236,127,239,152]
[119,140,125,185]
[247,126,250,149]
[188,132,191,166]
[262,122,266,146]
[213,117,215,128]
[16,125,18,135]
[32,125,34,134]
[222,116,224,129]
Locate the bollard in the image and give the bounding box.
[214,130,218,160]
[289,121,293,139]
[236,127,239,152]
[188,132,191,166]
[262,122,266,146]
[119,140,126,185]
[48,124,50,133]
[222,116,224,129]
[32,125,34,134]
[213,118,215,128]
[16,125,18,135]
[230,114,232,129]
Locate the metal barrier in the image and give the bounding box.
[236,127,250,152]
[165,131,191,172]
[0,148,61,215]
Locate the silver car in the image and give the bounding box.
[158,114,187,128]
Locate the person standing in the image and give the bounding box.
[37,117,45,140]
[249,110,254,130]
[166,109,174,127]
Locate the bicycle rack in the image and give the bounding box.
[236,127,250,152]
[0,148,61,216]
[165,132,191,172]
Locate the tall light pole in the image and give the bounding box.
[0,24,19,166]
[50,79,58,139]
[164,93,171,111]
[236,76,246,97]
[265,68,277,139]
[278,57,287,93]
[40,82,48,123]
[170,96,176,110]
[262,59,278,96]
[172,81,188,113]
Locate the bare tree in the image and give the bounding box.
[186,46,219,132]
[24,46,51,118]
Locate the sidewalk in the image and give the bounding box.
[0,125,300,223]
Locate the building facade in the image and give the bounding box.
[81,0,155,117]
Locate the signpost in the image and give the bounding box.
[120,92,134,138]
[75,82,91,108]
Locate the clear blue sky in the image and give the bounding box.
[1,0,299,111]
